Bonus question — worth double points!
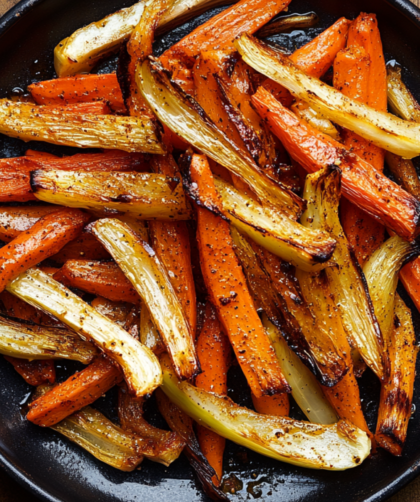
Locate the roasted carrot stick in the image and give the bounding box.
[400,261,420,314]
[252,393,290,416]
[0,208,90,293]
[0,151,146,202]
[25,150,58,159]
[27,355,122,426]
[172,67,195,96]
[50,234,110,263]
[148,154,197,337]
[0,205,61,242]
[0,290,59,326]
[53,260,140,304]
[160,0,292,69]
[191,153,289,398]
[262,17,351,102]
[334,16,387,265]
[5,357,55,386]
[252,87,420,240]
[195,302,231,485]
[28,74,126,113]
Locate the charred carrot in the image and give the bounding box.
[160,0,292,69]
[252,393,290,416]
[262,17,351,101]
[195,302,231,485]
[28,74,126,113]
[190,153,289,398]
[53,260,140,304]
[252,87,420,240]
[5,357,55,386]
[148,155,197,336]
[171,67,195,95]
[27,356,122,426]
[0,208,90,293]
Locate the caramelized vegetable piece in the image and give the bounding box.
[138,60,304,219]
[195,302,231,485]
[7,269,162,397]
[387,65,420,122]
[118,384,185,466]
[31,170,191,221]
[160,354,371,470]
[262,17,351,101]
[190,154,290,397]
[148,155,197,337]
[29,74,126,113]
[50,233,110,264]
[0,208,90,293]
[0,205,62,241]
[376,295,419,456]
[400,260,420,314]
[54,260,140,304]
[386,152,420,201]
[156,387,229,501]
[251,86,420,241]
[252,393,290,416]
[89,219,199,381]
[140,304,165,354]
[5,357,55,386]
[0,100,164,153]
[0,315,97,363]
[291,100,340,141]
[91,296,133,326]
[160,0,292,68]
[39,101,111,115]
[257,12,319,38]
[334,28,386,264]
[262,315,338,424]
[238,34,420,159]
[27,356,122,427]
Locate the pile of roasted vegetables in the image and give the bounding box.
[1,0,420,498]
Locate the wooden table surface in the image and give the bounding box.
[1,0,420,501]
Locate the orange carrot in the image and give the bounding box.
[27,356,122,426]
[252,393,290,416]
[195,302,231,485]
[0,208,90,293]
[0,205,61,242]
[25,150,58,159]
[334,16,387,265]
[190,153,290,398]
[252,87,420,240]
[50,234,110,263]
[148,155,197,336]
[262,17,351,101]
[400,260,420,314]
[172,67,195,95]
[53,260,139,304]
[0,290,60,326]
[5,357,55,386]
[160,0,292,69]
[28,74,126,113]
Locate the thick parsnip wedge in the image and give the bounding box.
[235,34,420,159]
[363,235,419,345]
[376,295,419,456]
[387,65,420,122]
[0,100,163,153]
[213,176,336,271]
[262,315,338,425]
[54,0,230,77]
[52,405,145,471]
[89,218,199,381]
[137,60,304,219]
[30,170,191,220]
[7,269,162,397]
[160,354,371,470]
[302,167,386,381]
[0,315,97,363]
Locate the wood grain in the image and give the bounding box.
[0,0,420,501]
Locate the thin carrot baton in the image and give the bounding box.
[195,302,232,486]
[188,153,290,398]
[0,208,90,293]
[148,154,197,337]
[251,87,420,241]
